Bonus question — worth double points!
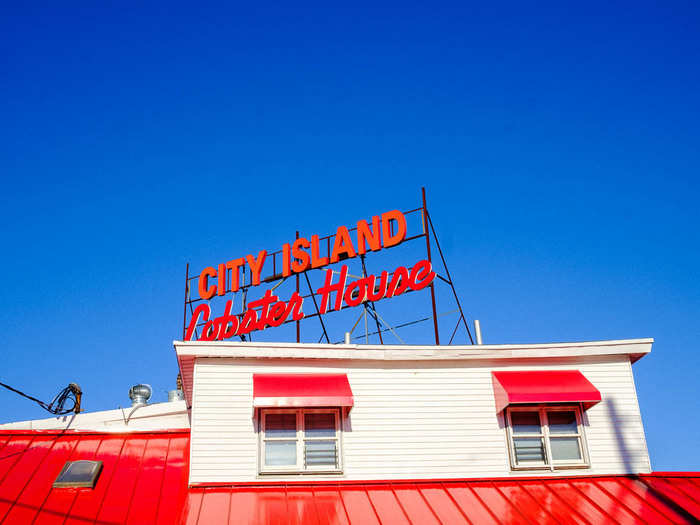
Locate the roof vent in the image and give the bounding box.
[128,384,152,406]
[53,460,103,488]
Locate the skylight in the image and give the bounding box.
[53,460,103,488]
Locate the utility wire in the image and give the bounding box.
[0,381,82,415]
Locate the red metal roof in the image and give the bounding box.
[1,429,699,524]
[0,429,190,524]
[492,370,602,413]
[253,373,354,408]
[187,475,700,524]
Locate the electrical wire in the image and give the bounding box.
[0,381,82,415]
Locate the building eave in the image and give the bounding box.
[173,338,652,410]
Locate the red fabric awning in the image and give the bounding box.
[492,370,601,413]
[253,373,354,408]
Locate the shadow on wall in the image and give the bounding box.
[607,397,699,522]
[606,397,634,475]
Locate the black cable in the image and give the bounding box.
[0,381,82,415]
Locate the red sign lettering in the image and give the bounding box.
[186,209,432,341]
[196,209,408,294]
[185,259,436,342]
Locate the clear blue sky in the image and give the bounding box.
[1,3,698,470]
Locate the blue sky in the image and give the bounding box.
[1,3,699,470]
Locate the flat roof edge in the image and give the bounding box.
[173,338,653,362]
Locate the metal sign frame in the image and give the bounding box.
[182,187,473,345]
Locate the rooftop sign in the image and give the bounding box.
[182,188,474,346]
[184,209,435,341]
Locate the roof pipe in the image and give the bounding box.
[474,320,483,345]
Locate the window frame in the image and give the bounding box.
[505,404,589,471]
[258,407,343,475]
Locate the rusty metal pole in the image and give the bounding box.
[304,271,330,343]
[183,263,189,340]
[295,231,301,343]
[422,187,440,345]
[361,254,384,344]
[426,211,474,344]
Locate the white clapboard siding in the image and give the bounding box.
[188,351,651,483]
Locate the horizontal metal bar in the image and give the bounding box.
[190,287,423,329]
[332,309,458,344]
[187,207,426,277]
[185,252,434,304]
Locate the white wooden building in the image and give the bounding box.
[7,336,700,524]
[175,338,653,485]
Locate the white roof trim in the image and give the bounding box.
[173,338,654,406]
[174,338,653,409]
[174,338,653,362]
[0,400,190,432]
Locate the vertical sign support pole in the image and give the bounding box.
[295,231,301,343]
[183,263,189,340]
[422,187,440,345]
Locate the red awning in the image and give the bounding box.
[492,370,601,413]
[253,373,354,408]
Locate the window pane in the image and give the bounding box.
[305,412,336,438]
[265,441,297,466]
[265,413,297,438]
[514,438,546,463]
[551,437,582,461]
[305,440,337,467]
[548,411,578,434]
[511,411,541,434]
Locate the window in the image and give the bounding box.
[259,408,342,473]
[506,406,588,470]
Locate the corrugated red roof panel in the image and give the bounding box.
[0,430,189,525]
[1,430,699,524]
[187,475,700,524]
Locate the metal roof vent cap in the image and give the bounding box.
[128,384,152,406]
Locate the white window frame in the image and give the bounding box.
[505,404,589,471]
[258,408,343,474]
